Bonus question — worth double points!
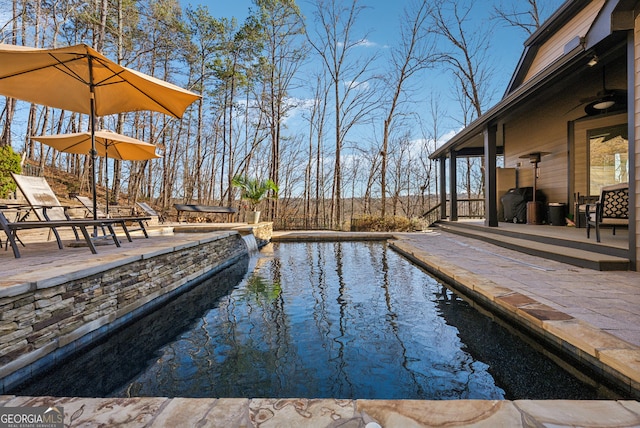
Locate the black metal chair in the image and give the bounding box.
[586,183,629,243]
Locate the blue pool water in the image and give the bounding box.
[13,242,608,399]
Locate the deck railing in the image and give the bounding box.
[421,198,485,225]
[22,163,43,177]
[451,198,485,218]
[421,204,442,226]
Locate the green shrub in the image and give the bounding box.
[0,146,21,198]
[351,215,416,232]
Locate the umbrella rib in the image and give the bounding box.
[90,57,185,118]
[49,54,94,86]
[120,78,183,118]
[51,54,128,88]
[0,54,89,84]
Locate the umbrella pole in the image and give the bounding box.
[90,105,98,222]
[89,59,99,232]
[105,145,109,216]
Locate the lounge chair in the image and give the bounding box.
[75,195,150,240]
[10,172,118,245]
[136,201,164,224]
[586,182,629,243]
[0,210,121,258]
[174,203,237,222]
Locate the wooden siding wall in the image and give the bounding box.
[505,109,627,211]
[524,0,605,82]
[504,107,568,205]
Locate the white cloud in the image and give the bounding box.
[354,38,377,48]
[439,129,459,145]
[337,38,378,49]
[344,80,370,91]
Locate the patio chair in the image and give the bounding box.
[0,210,120,258]
[573,192,599,228]
[136,201,164,224]
[585,182,629,243]
[75,195,150,240]
[11,172,124,248]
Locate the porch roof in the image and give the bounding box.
[429,0,631,160]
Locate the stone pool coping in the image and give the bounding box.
[2,395,640,426]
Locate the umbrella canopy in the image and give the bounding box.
[0,43,200,220]
[0,43,200,118]
[32,130,161,214]
[32,130,161,161]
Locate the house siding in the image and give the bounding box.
[524,0,605,83]
[504,106,626,211]
[505,109,568,205]
[503,39,626,216]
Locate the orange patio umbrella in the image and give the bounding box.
[0,43,200,219]
[32,130,162,214]
[32,129,161,161]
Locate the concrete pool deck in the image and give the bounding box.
[1,227,640,426]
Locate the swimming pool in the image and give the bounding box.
[13,241,607,399]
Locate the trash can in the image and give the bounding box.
[548,203,566,226]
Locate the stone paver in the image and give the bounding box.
[1,396,640,427]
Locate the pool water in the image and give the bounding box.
[13,242,606,400]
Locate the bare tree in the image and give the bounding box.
[431,0,496,120]
[302,70,330,227]
[185,5,223,203]
[379,0,437,217]
[253,0,306,220]
[306,0,379,228]
[211,15,264,207]
[492,0,562,36]
[431,0,497,204]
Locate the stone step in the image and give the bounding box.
[436,222,630,271]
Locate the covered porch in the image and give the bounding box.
[429,0,637,270]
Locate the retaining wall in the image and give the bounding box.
[0,232,248,392]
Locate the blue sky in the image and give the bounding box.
[179,0,530,83]
[179,0,544,144]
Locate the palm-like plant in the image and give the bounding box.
[232,175,279,211]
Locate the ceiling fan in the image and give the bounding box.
[579,65,626,115]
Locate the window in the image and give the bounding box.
[588,124,628,195]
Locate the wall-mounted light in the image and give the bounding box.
[587,55,598,67]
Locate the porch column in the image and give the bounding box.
[628,25,637,270]
[439,157,447,220]
[484,124,498,227]
[449,149,458,221]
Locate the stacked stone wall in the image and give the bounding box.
[0,233,247,391]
